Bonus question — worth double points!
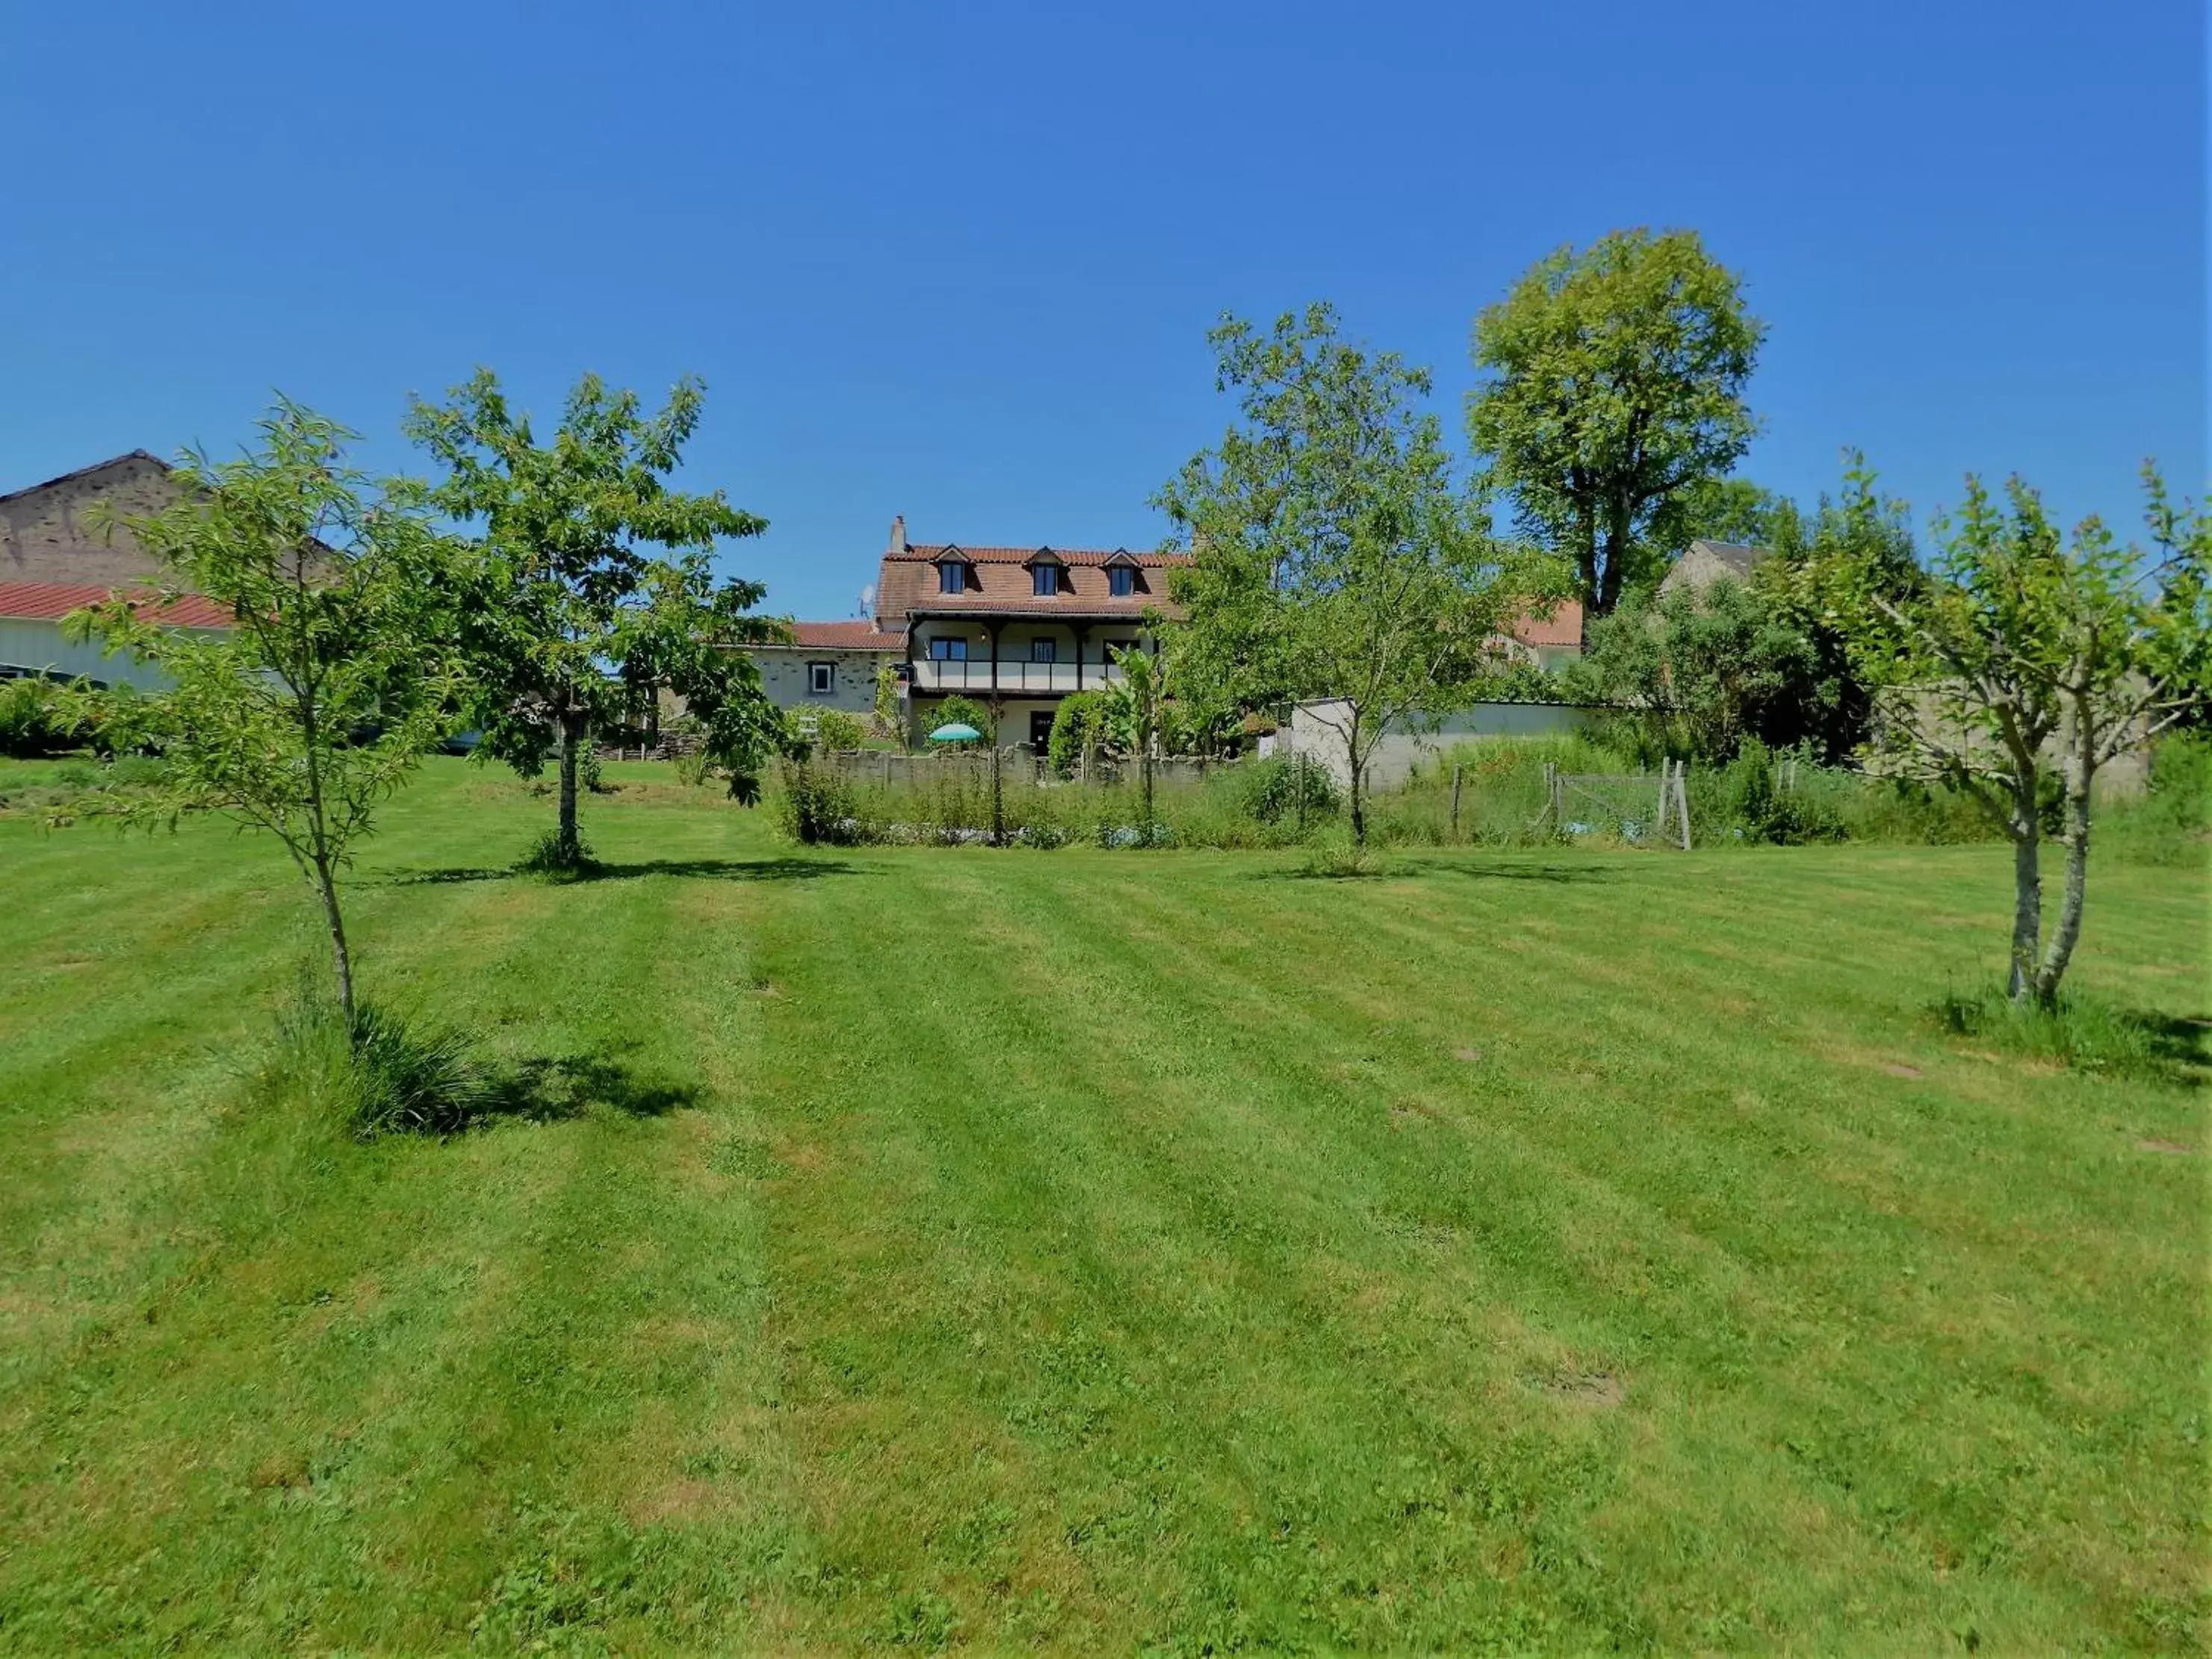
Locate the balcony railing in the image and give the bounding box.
[908,660,1123,694]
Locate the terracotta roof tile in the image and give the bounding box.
[0,580,231,630]
[902,544,1185,568]
[875,538,1186,630]
[781,621,905,650]
[1510,600,1583,649]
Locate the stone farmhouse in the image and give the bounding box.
[748,517,1189,754]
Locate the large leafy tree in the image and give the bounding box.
[403,371,782,868]
[1157,304,1545,844]
[1469,228,1763,625]
[1821,469,2210,1005]
[69,403,461,1021]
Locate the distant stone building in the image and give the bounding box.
[744,517,1189,754]
[0,451,226,686]
[748,620,907,719]
[1659,539,1773,599]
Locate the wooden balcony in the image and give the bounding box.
[908,659,1124,694]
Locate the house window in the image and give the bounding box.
[1029,638,1057,663]
[808,662,834,695]
[929,637,968,660]
[938,562,966,594]
[1109,565,1134,598]
[1032,565,1058,597]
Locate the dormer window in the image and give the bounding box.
[1026,547,1065,598]
[1104,548,1142,599]
[935,551,970,595]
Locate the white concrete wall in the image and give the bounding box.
[1283,700,1594,789]
[0,617,179,689]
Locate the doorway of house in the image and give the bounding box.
[1029,710,1056,757]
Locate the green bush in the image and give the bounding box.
[1047,692,1109,778]
[928,695,994,744]
[775,760,860,844]
[0,677,90,757]
[1233,754,1340,825]
[815,708,867,752]
[1712,741,1844,845]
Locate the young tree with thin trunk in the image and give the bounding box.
[69,404,460,1023]
[403,370,781,869]
[1102,645,1163,828]
[1158,305,1547,845]
[1821,468,2209,1005]
[1468,228,1763,630]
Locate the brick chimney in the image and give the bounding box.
[887,514,908,556]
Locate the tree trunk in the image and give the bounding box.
[557,711,584,866]
[990,733,1005,846]
[2005,781,2042,1002]
[1591,498,1632,621]
[312,850,356,1027]
[2032,748,2095,1005]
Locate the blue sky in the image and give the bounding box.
[5,1,2202,622]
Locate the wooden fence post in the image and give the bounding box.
[1676,759,1693,850]
[1449,763,1463,840]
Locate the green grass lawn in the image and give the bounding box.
[0,757,2204,1653]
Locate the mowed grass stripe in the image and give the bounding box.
[0,758,2202,1651]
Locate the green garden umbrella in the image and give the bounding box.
[928,723,982,742]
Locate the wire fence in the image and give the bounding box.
[1530,760,1692,849]
[811,748,1227,790]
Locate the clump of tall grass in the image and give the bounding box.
[1930,982,2204,1082]
[515,828,598,880]
[267,977,493,1138]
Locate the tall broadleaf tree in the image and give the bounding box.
[1819,468,2210,1005]
[403,370,784,868]
[1469,228,1763,628]
[1157,304,1550,844]
[68,404,462,1022]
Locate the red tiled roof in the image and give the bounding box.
[902,544,1187,568]
[876,539,1183,629]
[0,581,232,630]
[908,597,1168,618]
[1511,600,1582,649]
[781,621,905,650]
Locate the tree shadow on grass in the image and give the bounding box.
[478,1052,702,1123]
[383,856,863,887]
[1421,860,1627,884]
[1250,858,1623,885]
